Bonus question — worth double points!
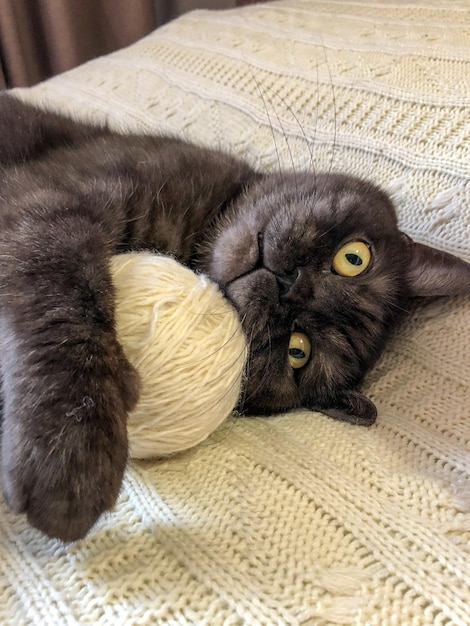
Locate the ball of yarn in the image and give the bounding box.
[110,252,247,459]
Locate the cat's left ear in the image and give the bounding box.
[315,390,377,427]
[403,234,470,297]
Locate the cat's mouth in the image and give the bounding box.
[254,233,302,295]
[242,231,265,275]
[221,231,265,288]
[256,232,264,267]
[223,231,305,318]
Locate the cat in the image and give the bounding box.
[0,94,469,542]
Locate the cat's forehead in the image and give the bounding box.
[307,173,394,216]
[259,171,398,234]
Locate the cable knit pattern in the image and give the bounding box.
[3,1,470,624]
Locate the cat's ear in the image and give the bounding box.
[315,390,377,427]
[403,234,470,297]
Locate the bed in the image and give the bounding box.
[2,1,469,623]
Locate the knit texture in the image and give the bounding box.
[3,1,470,624]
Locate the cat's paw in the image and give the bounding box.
[1,343,140,542]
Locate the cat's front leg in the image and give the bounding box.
[0,206,139,541]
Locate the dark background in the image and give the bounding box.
[0,0,249,89]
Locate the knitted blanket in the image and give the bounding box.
[3,1,470,624]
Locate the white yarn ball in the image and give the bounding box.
[110,252,247,459]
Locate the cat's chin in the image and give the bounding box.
[224,267,283,313]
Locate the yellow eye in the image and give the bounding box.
[332,241,371,277]
[288,332,311,369]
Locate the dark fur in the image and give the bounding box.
[0,94,469,541]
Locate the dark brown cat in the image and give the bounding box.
[0,94,469,541]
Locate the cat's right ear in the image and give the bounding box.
[403,234,470,297]
[315,390,377,427]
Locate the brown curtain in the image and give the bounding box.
[0,0,157,88]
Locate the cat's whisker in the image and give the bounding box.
[0,255,24,263]
[259,81,317,193]
[236,317,258,412]
[117,205,151,226]
[241,326,262,407]
[318,46,338,201]
[242,323,275,409]
[383,298,411,315]
[248,69,289,207]
[308,53,323,211]
[262,88,298,189]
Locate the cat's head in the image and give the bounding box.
[204,172,470,425]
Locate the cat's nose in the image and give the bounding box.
[274,267,299,297]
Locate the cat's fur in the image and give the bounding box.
[0,94,469,541]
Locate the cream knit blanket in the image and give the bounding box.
[2,1,470,624]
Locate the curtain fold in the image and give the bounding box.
[0,0,157,88]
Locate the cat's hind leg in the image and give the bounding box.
[0,94,106,167]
